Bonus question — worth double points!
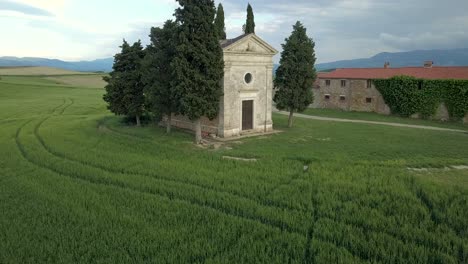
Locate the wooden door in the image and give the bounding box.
[242,100,253,131]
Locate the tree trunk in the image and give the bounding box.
[136,115,141,127]
[288,110,294,128]
[194,118,202,144]
[166,114,172,134]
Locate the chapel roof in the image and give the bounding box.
[219,33,278,55]
[220,34,248,49]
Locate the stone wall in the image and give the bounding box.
[312,78,461,121]
[434,103,449,121]
[312,78,390,115]
[163,114,219,135]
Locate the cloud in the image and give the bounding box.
[216,0,468,63]
[0,0,53,16]
[2,0,468,63]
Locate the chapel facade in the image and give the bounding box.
[168,34,278,138]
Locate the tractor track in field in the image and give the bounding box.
[19,119,450,263]
[303,225,315,263]
[16,102,459,262]
[264,172,303,198]
[98,120,310,212]
[100,121,306,202]
[34,118,451,262]
[58,98,74,115]
[36,117,308,216]
[95,120,457,255]
[18,121,368,262]
[18,119,307,237]
[50,98,67,114]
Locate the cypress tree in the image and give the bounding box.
[103,39,146,126]
[143,20,179,133]
[214,3,226,40]
[274,21,317,128]
[172,0,224,144]
[103,40,132,119]
[125,40,146,126]
[245,3,255,34]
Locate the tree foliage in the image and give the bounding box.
[274,21,316,127]
[103,40,146,126]
[143,20,179,132]
[214,3,226,40]
[374,76,468,119]
[244,3,255,34]
[172,0,224,142]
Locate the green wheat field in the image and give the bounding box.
[1,72,468,263]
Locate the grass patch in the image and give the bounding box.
[303,108,467,131]
[1,77,468,263]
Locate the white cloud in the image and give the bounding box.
[1,0,468,63]
[15,0,68,14]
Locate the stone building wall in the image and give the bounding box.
[312,78,390,115]
[219,53,274,138]
[312,78,457,120]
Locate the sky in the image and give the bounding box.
[0,0,467,63]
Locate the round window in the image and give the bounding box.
[244,73,253,84]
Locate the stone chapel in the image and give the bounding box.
[168,33,278,138]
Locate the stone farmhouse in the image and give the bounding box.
[168,33,278,138]
[312,62,468,120]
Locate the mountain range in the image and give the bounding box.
[0,56,113,72]
[315,48,468,70]
[1,48,468,73]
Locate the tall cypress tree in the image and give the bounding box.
[103,40,131,118]
[103,39,146,126]
[172,0,224,144]
[245,3,255,34]
[143,20,179,133]
[125,40,146,126]
[214,3,226,40]
[274,21,317,128]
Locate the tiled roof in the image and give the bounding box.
[317,66,468,80]
[220,34,249,49]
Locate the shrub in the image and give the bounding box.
[374,76,468,120]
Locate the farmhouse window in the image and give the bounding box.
[325,80,331,86]
[340,95,346,101]
[366,97,372,103]
[341,80,346,87]
[367,80,372,88]
[324,94,331,100]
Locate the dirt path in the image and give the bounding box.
[276,111,467,133]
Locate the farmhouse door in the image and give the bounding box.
[242,100,253,131]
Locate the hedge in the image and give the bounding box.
[374,76,468,120]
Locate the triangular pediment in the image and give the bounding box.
[222,34,278,55]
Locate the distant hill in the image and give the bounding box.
[4,48,468,73]
[0,57,113,72]
[0,66,94,76]
[315,48,468,70]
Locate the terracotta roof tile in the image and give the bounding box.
[317,66,468,80]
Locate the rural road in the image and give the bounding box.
[276,111,467,133]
